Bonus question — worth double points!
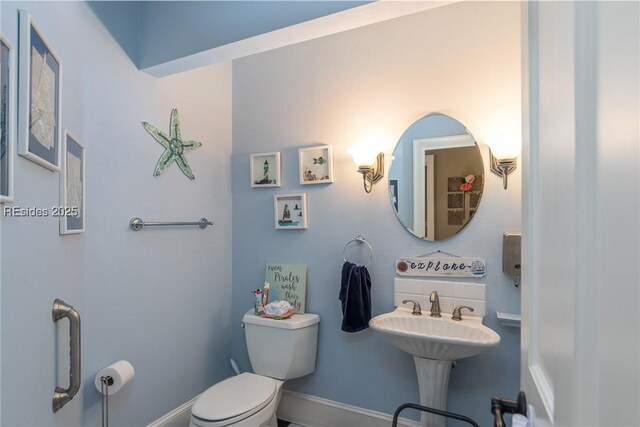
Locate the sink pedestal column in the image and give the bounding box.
[413,357,451,427]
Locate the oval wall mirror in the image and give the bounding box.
[388,114,484,241]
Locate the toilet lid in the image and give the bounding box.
[191,373,277,422]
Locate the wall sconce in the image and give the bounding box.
[347,146,385,193]
[486,136,521,190]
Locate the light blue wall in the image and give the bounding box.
[388,115,467,228]
[1,2,521,426]
[0,2,232,426]
[88,1,371,70]
[231,3,522,426]
[86,1,140,67]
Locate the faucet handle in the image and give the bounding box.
[452,305,474,321]
[402,299,422,316]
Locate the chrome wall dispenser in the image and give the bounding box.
[503,232,521,287]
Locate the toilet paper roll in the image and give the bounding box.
[94,360,135,395]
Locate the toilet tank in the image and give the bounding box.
[242,309,320,380]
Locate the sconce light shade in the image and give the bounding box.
[486,136,520,190]
[348,146,384,193]
[347,146,379,167]
[487,135,521,159]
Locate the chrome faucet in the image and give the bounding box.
[429,291,441,318]
[452,305,474,321]
[402,299,422,315]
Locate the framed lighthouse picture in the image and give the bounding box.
[274,193,307,230]
[251,152,281,188]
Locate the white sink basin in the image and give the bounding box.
[369,308,500,360]
[370,308,500,427]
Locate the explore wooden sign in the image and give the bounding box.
[396,257,486,278]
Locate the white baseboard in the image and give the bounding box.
[277,390,420,427]
[147,389,420,427]
[146,394,200,427]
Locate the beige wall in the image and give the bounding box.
[430,146,484,240]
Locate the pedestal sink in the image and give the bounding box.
[369,308,500,427]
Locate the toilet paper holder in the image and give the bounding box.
[95,360,135,427]
[100,376,113,427]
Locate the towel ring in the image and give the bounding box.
[342,235,373,267]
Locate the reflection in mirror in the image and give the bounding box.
[389,114,484,241]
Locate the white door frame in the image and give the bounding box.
[521,2,640,426]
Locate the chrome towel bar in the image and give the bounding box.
[52,299,81,413]
[129,217,213,231]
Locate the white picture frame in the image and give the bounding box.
[274,193,307,230]
[250,152,281,188]
[59,130,85,235]
[299,145,333,185]
[1,34,16,203]
[17,10,63,172]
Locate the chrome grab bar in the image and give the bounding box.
[52,299,81,413]
[129,217,213,231]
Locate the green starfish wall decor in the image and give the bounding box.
[142,109,202,180]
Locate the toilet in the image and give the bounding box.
[190,309,320,427]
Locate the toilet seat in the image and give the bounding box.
[191,373,277,427]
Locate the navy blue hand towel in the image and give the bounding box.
[339,261,372,333]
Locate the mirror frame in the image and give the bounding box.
[388,113,485,241]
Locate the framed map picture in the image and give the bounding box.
[18,10,62,171]
[1,35,15,203]
[59,131,84,234]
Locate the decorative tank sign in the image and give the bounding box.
[265,264,307,314]
[142,108,202,180]
[396,256,486,278]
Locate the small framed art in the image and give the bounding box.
[251,152,281,188]
[1,35,16,203]
[299,145,333,185]
[59,131,85,234]
[389,179,398,212]
[18,10,62,171]
[274,193,307,230]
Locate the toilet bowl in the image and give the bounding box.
[190,310,320,427]
[190,373,283,427]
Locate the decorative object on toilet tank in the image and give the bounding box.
[59,131,85,234]
[1,35,16,203]
[274,193,307,229]
[17,10,62,172]
[299,145,333,184]
[141,108,201,180]
[265,264,307,313]
[250,151,281,187]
